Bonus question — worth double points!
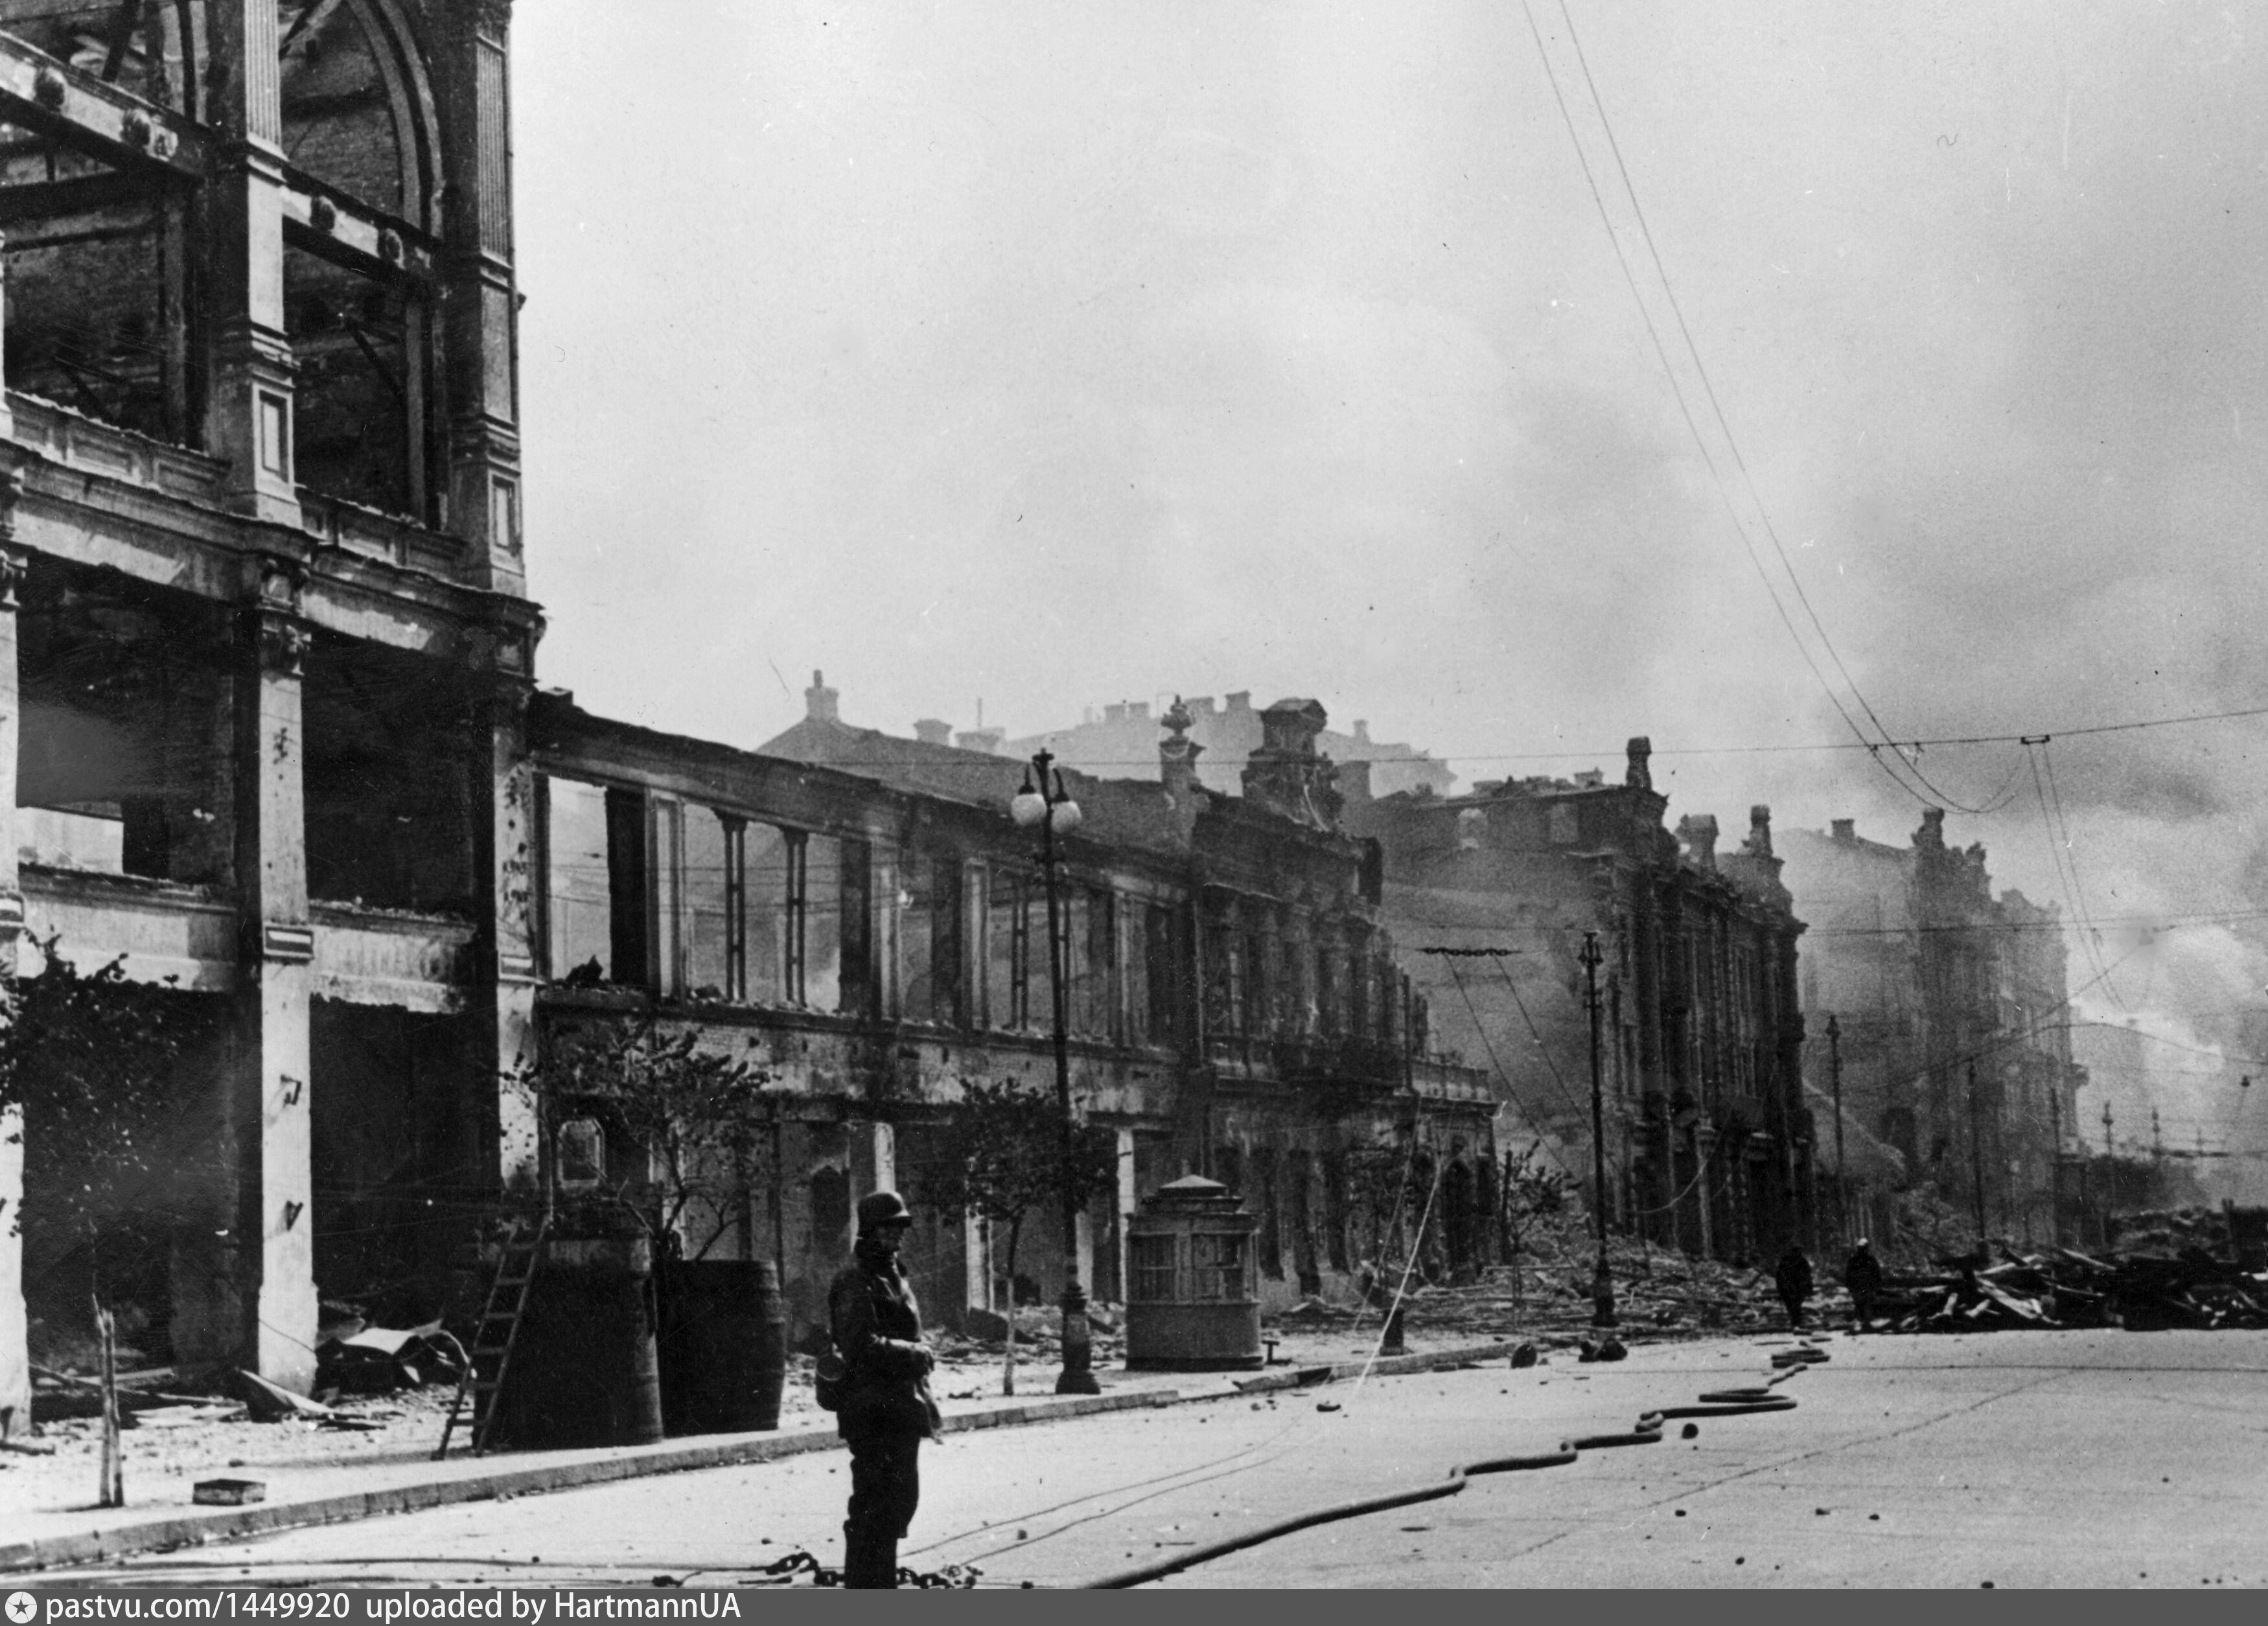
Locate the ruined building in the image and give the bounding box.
[1778,812,2087,1244]
[728,680,1499,1322]
[1,0,535,1421]
[1346,738,1813,1263]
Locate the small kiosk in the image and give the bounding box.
[1124,1174,1262,1370]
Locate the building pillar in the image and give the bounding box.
[0,515,27,1428]
[871,1121,897,1194]
[964,1209,991,1315]
[1116,1127,1137,1312]
[470,630,542,1196]
[202,2,299,526]
[437,0,526,594]
[203,559,316,1389]
[1691,1126,1717,1260]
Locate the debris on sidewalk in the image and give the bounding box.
[190,1478,266,1507]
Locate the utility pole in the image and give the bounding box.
[1579,932,1617,1328]
[2102,1098,2114,1157]
[1827,1014,1846,1248]
[1967,1062,1989,1246]
[2046,1082,2062,1246]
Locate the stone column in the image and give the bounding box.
[1116,1127,1137,1314]
[469,628,542,1196]
[0,508,27,1426]
[202,1,299,526]
[206,558,317,1389]
[438,0,526,593]
[870,1122,896,1194]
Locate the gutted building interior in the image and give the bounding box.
[1,0,532,1415]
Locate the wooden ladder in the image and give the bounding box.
[437,1213,550,1459]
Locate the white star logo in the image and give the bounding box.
[6,1592,38,1625]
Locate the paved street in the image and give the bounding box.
[41,1330,2268,1589]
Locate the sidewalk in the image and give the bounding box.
[0,1330,1542,1574]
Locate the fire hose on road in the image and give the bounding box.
[1078,1386,1803,1589]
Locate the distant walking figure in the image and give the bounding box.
[826,1191,940,1589]
[1774,1244,1815,1331]
[1843,1238,1885,1332]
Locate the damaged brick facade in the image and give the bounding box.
[1,1,535,1419]
[1346,738,1814,1264]
[1779,811,2087,1245]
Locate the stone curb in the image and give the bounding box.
[0,1340,1523,1575]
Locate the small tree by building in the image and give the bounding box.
[908,1079,1115,1396]
[0,936,206,1360]
[517,1017,771,1258]
[1495,1139,1573,1308]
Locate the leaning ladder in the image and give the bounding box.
[436,1212,550,1458]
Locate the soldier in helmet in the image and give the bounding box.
[828,1190,940,1589]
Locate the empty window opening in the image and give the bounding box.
[286,246,424,518]
[898,846,962,1027]
[986,870,1032,1031]
[1,148,185,443]
[281,0,426,224]
[542,776,610,981]
[303,633,476,914]
[16,559,232,885]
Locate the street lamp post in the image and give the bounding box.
[1579,932,1617,1328]
[1009,749,1102,1396]
[1826,1014,1846,1246]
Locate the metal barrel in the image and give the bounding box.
[492,1234,666,1450]
[660,1259,788,1434]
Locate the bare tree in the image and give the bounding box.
[910,1079,1115,1396]
[520,1017,771,1257]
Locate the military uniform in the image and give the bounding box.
[1774,1244,1815,1330]
[829,1194,940,1590]
[1843,1241,1884,1330]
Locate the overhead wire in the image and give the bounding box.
[1514,3,1940,814]
[1527,1,2031,819]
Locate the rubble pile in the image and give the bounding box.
[1872,1245,2268,1334]
[1269,1213,1796,1343]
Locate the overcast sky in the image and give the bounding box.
[509,2,2267,1165]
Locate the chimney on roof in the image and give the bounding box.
[1573,768,1605,789]
[805,669,840,723]
[1625,736,1652,792]
[912,719,953,746]
[1242,699,1341,830]
[1914,807,1947,850]
[1159,695,1205,805]
[1227,690,1253,714]
[1745,804,1774,859]
[1831,817,1856,842]
[1130,701,1150,720]
[956,726,1005,755]
[1678,813,1719,872]
[1104,703,1127,723]
[1352,719,1372,744]
[1339,758,1373,808]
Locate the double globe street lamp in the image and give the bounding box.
[1008,749,1102,1395]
